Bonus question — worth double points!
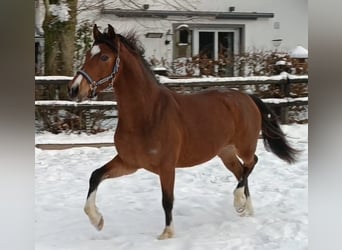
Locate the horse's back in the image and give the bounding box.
[171,89,261,167]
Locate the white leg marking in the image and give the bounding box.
[158,222,174,240]
[90,45,101,58]
[84,191,104,230]
[233,187,254,216]
[245,196,254,216]
[234,187,246,214]
[72,74,83,88]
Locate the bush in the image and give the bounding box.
[152,51,308,77]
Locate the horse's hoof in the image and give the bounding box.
[94,215,104,230]
[233,187,247,213]
[244,197,254,216]
[233,188,254,216]
[87,212,104,230]
[157,226,174,240]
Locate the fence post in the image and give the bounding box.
[280,103,289,124]
[280,76,291,123]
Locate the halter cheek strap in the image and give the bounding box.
[77,55,120,98]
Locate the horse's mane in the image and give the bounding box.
[94,30,158,82]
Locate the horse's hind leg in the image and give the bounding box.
[232,155,258,216]
[84,155,136,230]
[158,169,175,240]
[218,146,258,216]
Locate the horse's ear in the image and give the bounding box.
[107,24,116,39]
[93,24,102,41]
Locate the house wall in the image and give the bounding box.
[37,0,307,68]
[82,0,307,63]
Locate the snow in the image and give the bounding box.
[35,130,114,144]
[35,98,307,108]
[35,124,308,249]
[49,1,71,23]
[35,75,73,81]
[158,73,308,84]
[262,97,308,104]
[152,67,168,71]
[35,73,308,83]
[176,24,190,30]
[289,46,308,59]
[35,100,117,107]
[275,60,286,66]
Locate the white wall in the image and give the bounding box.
[77,0,307,62]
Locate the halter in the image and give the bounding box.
[77,43,121,98]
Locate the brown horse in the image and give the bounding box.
[68,24,298,240]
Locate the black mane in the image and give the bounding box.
[94,30,157,81]
[93,32,118,52]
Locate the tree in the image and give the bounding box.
[40,0,199,75]
[42,0,77,75]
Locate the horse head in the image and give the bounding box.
[68,24,120,101]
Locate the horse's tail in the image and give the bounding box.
[249,94,298,164]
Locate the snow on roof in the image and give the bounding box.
[176,24,189,30]
[290,45,308,58]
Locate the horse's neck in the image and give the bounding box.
[115,54,161,128]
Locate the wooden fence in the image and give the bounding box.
[35,74,308,133]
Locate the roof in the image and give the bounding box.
[102,9,274,20]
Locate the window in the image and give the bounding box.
[174,28,192,58]
[199,32,215,59]
[193,29,240,76]
[172,23,244,76]
[179,29,189,44]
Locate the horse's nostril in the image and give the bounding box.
[69,86,79,99]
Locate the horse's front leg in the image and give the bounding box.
[84,155,136,230]
[158,168,175,240]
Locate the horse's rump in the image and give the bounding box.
[172,89,261,167]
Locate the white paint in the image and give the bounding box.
[84,191,104,230]
[90,45,101,58]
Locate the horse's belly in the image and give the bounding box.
[176,136,230,167]
[176,153,218,168]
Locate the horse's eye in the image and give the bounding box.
[100,55,109,61]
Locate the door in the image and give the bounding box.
[194,29,239,76]
[218,32,234,76]
[199,31,215,59]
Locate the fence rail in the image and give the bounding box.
[35,74,308,133]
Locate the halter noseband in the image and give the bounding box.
[76,44,121,98]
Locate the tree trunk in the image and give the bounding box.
[43,0,77,76]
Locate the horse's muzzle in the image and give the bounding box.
[68,85,79,100]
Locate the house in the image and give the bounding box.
[35,0,307,75]
[83,0,307,62]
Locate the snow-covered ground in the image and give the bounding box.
[35,124,308,250]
